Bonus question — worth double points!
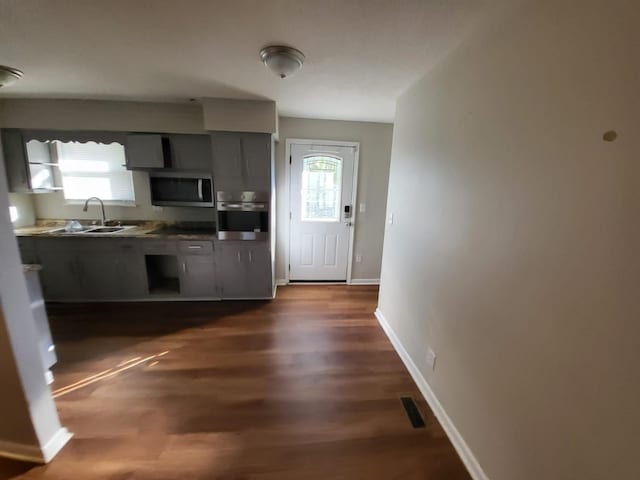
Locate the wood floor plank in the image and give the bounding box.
[0,285,470,480]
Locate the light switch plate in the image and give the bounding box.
[355,254,362,263]
[388,212,394,224]
[359,203,366,213]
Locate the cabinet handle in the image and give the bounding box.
[197,179,204,201]
[187,245,202,249]
[249,250,253,263]
[183,262,187,274]
[237,251,241,263]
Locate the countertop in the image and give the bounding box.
[14,220,217,240]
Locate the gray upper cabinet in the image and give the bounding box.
[1,129,30,192]
[169,134,212,171]
[211,132,271,192]
[125,134,165,170]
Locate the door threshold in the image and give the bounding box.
[288,280,347,285]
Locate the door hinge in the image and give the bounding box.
[288,264,290,271]
[289,155,292,164]
[289,211,292,220]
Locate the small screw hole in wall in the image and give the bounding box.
[603,130,618,142]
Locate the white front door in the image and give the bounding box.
[289,143,356,281]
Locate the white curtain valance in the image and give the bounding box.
[20,129,128,145]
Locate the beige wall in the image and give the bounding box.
[8,193,36,228]
[0,99,205,133]
[275,117,393,281]
[378,1,640,479]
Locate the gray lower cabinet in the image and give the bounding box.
[36,240,84,300]
[177,239,219,298]
[22,236,270,301]
[217,241,272,299]
[179,255,218,298]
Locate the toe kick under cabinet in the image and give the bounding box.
[19,237,273,302]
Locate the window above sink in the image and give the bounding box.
[25,139,136,205]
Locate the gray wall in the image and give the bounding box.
[378,1,640,479]
[275,117,393,282]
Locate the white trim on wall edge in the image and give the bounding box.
[349,278,380,285]
[276,279,288,286]
[374,308,489,480]
[0,428,72,464]
[41,427,73,463]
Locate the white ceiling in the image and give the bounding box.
[0,0,498,123]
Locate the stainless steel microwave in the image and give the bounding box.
[149,172,214,208]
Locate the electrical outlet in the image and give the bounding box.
[359,203,366,213]
[388,212,394,224]
[426,348,437,371]
[355,254,363,263]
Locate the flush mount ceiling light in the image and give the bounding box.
[259,45,305,79]
[0,65,23,87]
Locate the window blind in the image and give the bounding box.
[55,142,135,202]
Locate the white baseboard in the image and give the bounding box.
[349,278,380,285]
[41,427,73,463]
[374,308,489,480]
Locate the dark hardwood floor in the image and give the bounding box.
[0,285,470,480]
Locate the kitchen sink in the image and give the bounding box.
[45,225,136,235]
[46,226,94,234]
[84,226,126,233]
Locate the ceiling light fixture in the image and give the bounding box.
[0,65,23,87]
[259,45,305,79]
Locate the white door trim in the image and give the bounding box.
[285,139,360,284]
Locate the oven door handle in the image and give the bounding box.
[197,179,204,201]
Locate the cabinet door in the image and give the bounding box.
[170,134,212,171]
[78,254,121,300]
[117,254,148,299]
[210,132,243,191]
[125,134,165,169]
[17,237,38,264]
[37,249,83,300]
[245,243,272,298]
[1,129,30,192]
[241,133,271,180]
[217,243,248,299]
[180,255,218,298]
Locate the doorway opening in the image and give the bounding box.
[286,139,359,283]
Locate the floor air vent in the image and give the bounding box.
[400,396,426,429]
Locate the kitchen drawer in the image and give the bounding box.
[178,240,213,255]
[141,240,177,254]
[117,239,140,254]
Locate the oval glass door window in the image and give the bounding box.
[301,156,342,222]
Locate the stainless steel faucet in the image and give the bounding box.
[82,197,107,226]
